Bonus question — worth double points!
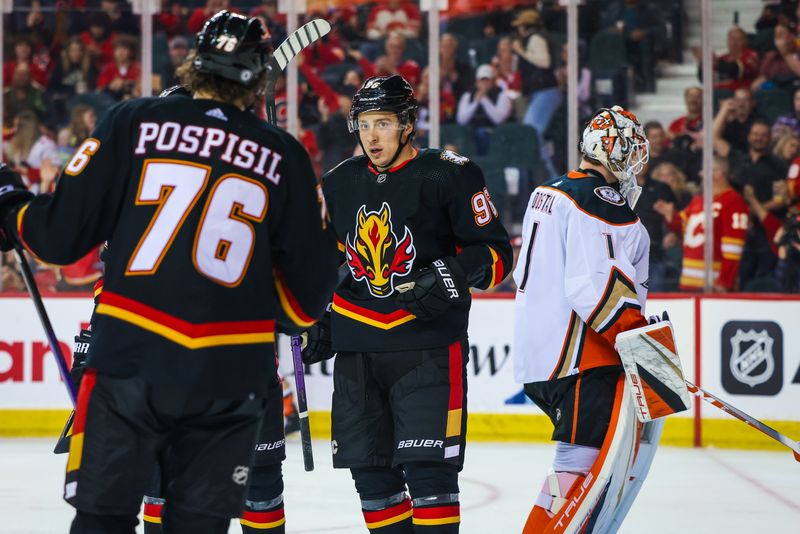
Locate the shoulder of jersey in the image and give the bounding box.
[419,148,474,169]
[322,155,368,183]
[539,170,639,225]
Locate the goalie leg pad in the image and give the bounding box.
[523,375,639,534]
[615,321,691,422]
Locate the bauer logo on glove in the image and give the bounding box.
[393,257,467,320]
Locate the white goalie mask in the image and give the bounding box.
[580,106,649,207]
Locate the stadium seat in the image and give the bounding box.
[587,29,629,108]
[487,123,540,178]
[68,92,117,121]
[441,123,478,159]
[754,87,793,124]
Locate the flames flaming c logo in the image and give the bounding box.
[345,202,416,298]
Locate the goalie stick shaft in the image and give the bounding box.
[13,243,76,406]
[263,19,331,472]
[686,381,800,461]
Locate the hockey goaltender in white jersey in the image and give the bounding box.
[513,106,690,534]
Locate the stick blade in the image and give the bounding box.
[273,18,332,71]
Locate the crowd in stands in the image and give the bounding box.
[1,0,798,294]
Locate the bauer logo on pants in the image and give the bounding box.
[721,321,783,396]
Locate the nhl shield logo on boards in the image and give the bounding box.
[721,321,783,396]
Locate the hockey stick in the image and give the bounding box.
[290,335,314,471]
[264,18,332,125]
[12,243,76,405]
[686,381,800,462]
[264,19,331,472]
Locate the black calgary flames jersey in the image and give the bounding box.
[322,148,512,352]
[11,96,339,398]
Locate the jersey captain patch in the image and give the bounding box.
[594,186,626,206]
[440,150,469,166]
[345,202,416,298]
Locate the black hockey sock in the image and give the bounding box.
[142,496,164,534]
[160,503,229,534]
[70,510,138,534]
[240,464,286,532]
[405,462,460,533]
[351,466,413,533]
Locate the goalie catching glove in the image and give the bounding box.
[0,164,33,252]
[300,309,335,365]
[393,257,468,320]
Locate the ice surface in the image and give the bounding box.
[1,438,797,533]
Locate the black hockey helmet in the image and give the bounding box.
[348,75,418,133]
[194,10,270,88]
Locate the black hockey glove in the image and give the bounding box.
[70,329,92,391]
[393,257,468,321]
[54,328,92,455]
[301,310,334,365]
[0,164,33,252]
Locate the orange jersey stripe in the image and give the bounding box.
[96,291,275,349]
[274,270,315,327]
[487,246,504,288]
[332,293,415,330]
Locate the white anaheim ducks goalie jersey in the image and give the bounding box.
[513,168,650,384]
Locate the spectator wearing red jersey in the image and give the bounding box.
[80,12,116,69]
[97,35,141,101]
[365,0,421,40]
[300,37,345,73]
[354,31,420,86]
[663,156,750,291]
[668,86,703,138]
[710,26,760,91]
[3,36,49,88]
[156,1,187,38]
[715,105,789,289]
[751,24,800,91]
[187,0,236,34]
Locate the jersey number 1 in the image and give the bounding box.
[126,159,268,287]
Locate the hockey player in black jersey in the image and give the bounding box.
[301,75,513,533]
[0,11,338,534]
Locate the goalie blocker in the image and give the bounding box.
[615,319,691,422]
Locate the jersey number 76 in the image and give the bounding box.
[126,159,268,287]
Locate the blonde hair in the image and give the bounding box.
[773,132,800,161]
[5,110,41,165]
[650,161,690,194]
